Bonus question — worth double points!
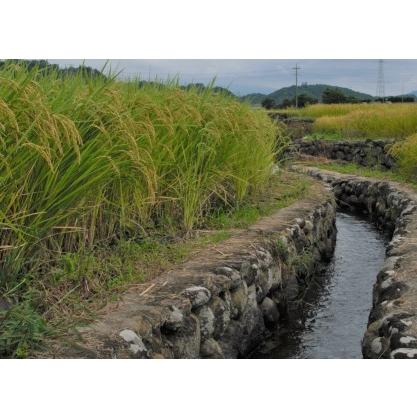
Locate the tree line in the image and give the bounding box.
[0,59,106,79]
[261,87,415,109]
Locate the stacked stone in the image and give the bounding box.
[296,139,395,170]
[61,184,337,359]
[268,113,314,139]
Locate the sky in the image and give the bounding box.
[49,59,417,97]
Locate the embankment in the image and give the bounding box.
[294,165,417,359]
[51,181,336,359]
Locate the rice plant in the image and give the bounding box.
[284,103,370,118]
[282,103,417,139]
[0,62,283,284]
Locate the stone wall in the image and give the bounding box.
[294,165,417,359]
[268,113,314,139]
[296,139,395,169]
[52,182,337,359]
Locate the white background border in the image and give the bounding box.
[1,0,417,58]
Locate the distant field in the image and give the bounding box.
[281,103,417,140]
[284,103,417,182]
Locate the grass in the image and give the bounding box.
[1,230,233,358]
[274,238,290,262]
[0,170,312,358]
[290,248,315,280]
[0,62,301,357]
[0,300,47,358]
[389,133,417,181]
[207,171,311,229]
[300,160,417,190]
[277,103,417,140]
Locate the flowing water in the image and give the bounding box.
[252,211,388,359]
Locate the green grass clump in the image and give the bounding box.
[0,300,48,358]
[302,161,417,189]
[280,103,417,140]
[207,172,311,229]
[274,238,290,262]
[0,63,283,282]
[290,248,315,279]
[389,133,417,181]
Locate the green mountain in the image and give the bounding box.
[242,84,373,105]
[241,93,268,104]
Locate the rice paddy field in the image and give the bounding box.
[283,103,417,140]
[0,63,292,357]
[280,102,417,181]
[4,64,417,357]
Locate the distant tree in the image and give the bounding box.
[297,94,318,108]
[261,97,276,109]
[280,98,293,109]
[0,59,106,80]
[277,94,317,109]
[322,88,349,104]
[384,95,415,103]
[346,95,359,103]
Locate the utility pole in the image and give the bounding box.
[292,63,300,108]
[376,59,385,102]
[401,81,404,103]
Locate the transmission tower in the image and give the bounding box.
[292,63,300,108]
[376,59,385,101]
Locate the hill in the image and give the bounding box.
[0,59,106,79]
[408,90,417,97]
[242,84,373,105]
[183,83,235,96]
[241,93,267,105]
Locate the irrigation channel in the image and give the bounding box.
[251,211,388,359]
